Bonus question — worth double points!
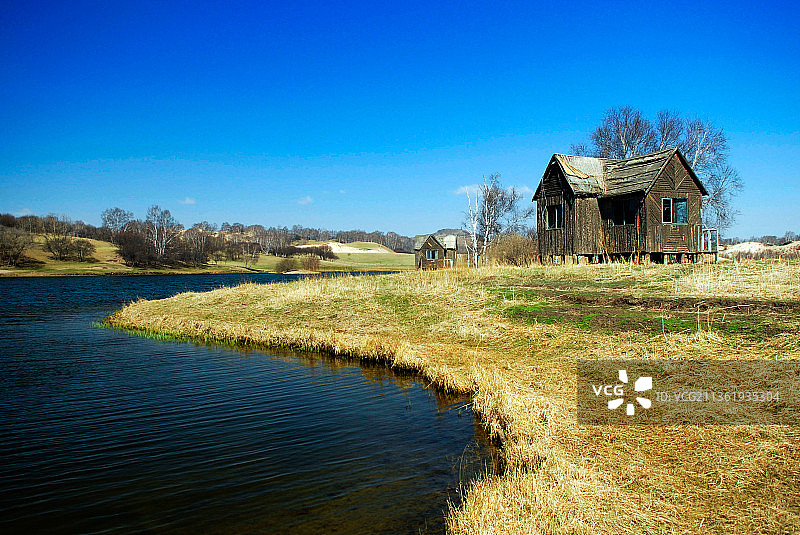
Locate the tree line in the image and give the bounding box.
[0,213,105,266]
[104,206,412,267]
[0,209,413,268]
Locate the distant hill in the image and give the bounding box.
[433,228,469,236]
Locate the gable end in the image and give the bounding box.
[645,150,708,198]
[533,157,574,201]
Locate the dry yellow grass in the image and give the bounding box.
[106,261,800,534]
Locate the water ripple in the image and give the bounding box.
[0,275,493,535]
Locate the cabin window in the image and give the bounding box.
[425,249,439,260]
[662,198,688,224]
[546,204,563,229]
[612,199,637,226]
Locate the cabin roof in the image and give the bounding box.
[534,148,708,200]
[603,148,678,196]
[414,233,458,251]
[552,154,607,195]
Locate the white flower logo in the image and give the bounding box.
[608,370,652,415]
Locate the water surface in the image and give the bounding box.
[0,274,492,534]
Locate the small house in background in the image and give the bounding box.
[414,234,462,269]
[532,147,716,264]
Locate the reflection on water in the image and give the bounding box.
[0,275,495,534]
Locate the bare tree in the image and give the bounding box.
[42,214,74,260]
[569,142,592,156]
[702,164,743,230]
[590,106,656,159]
[145,205,181,261]
[681,117,728,175]
[656,109,683,150]
[73,239,96,262]
[239,240,260,268]
[182,227,212,266]
[385,231,402,251]
[101,207,133,244]
[192,221,217,232]
[464,186,481,267]
[464,174,535,266]
[17,215,43,234]
[0,227,33,266]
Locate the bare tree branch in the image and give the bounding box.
[569,142,592,156]
[682,118,727,175]
[590,106,656,158]
[656,109,683,150]
[702,164,743,230]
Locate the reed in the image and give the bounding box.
[106,260,800,534]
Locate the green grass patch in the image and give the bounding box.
[576,313,599,330]
[503,304,560,325]
[660,317,696,332]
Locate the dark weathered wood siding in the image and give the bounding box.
[644,154,703,253]
[573,197,602,255]
[536,164,574,256]
[536,165,603,257]
[537,193,572,256]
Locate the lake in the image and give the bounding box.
[0,273,493,534]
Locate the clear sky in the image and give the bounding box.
[1,0,798,238]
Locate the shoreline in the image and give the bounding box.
[0,267,406,278]
[104,263,800,534]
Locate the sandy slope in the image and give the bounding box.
[295,241,393,254]
[721,240,800,257]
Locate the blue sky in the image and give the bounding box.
[1,0,798,238]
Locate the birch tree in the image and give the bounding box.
[101,207,133,243]
[145,205,181,261]
[464,174,535,266]
[656,110,684,150]
[681,118,728,175]
[464,186,480,267]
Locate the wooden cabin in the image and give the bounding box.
[532,148,710,263]
[414,234,459,269]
